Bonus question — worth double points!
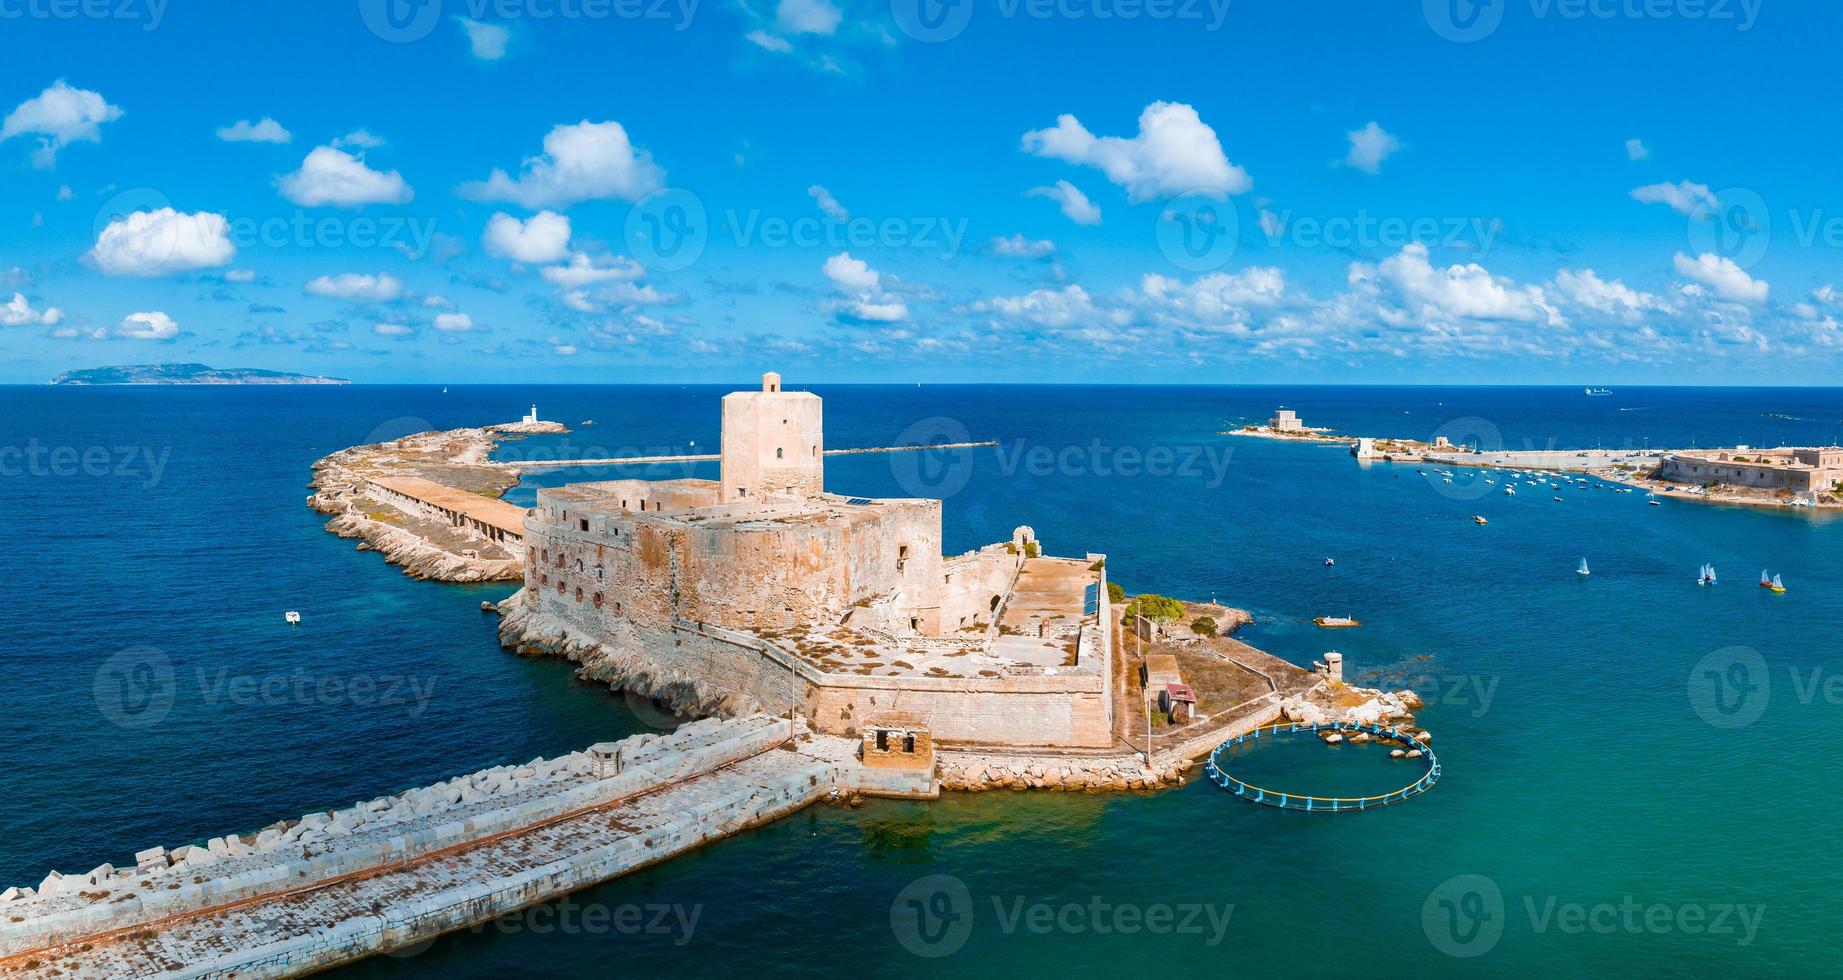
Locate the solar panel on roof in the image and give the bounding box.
[845,497,873,506]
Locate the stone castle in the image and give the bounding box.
[505,373,1116,749]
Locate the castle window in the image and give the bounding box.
[776,447,784,459]
[875,730,889,751]
[557,580,566,594]
[904,734,916,753]
[579,518,588,531]
[575,587,584,602]
[899,545,909,560]
[593,592,603,608]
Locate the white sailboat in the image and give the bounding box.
[1577,558,1591,577]
[1698,563,1717,586]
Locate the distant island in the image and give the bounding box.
[50,363,350,386]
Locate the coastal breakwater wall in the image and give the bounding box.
[501,591,1114,750]
[0,716,846,977]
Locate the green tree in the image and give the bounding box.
[1124,594,1184,627]
[1107,582,1125,604]
[1190,616,1218,637]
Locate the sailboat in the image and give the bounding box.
[1759,570,1773,588]
[1771,574,1787,594]
[1577,558,1591,577]
[1698,564,1717,586]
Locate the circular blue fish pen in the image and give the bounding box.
[1204,722,1440,812]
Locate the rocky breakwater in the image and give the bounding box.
[308,425,532,583]
[1278,686,1432,757]
[937,752,1189,793]
[0,715,794,963]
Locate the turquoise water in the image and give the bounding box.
[3,385,1838,975]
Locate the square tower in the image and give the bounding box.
[720,372,824,502]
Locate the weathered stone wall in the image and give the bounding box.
[720,385,824,502]
[940,545,1025,632]
[526,497,945,635]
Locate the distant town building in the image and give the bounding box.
[1658,447,1843,493]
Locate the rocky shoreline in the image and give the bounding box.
[307,426,527,583]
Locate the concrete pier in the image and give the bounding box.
[0,717,897,978]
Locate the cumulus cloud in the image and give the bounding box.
[540,252,644,288]
[305,273,405,302]
[483,210,571,264]
[823,251,907,322]
[1344,121,1401,175]
[1674,251,1768,304]
[991,234,1055,258]
[217,117,292,143]
[278,145,413,207]
[1027,180,1102,226]
[808,184,848,220]
[970,284,1116,330]
[225,269,257,283]
[460,120,664,209]
[115,311,179,340]
[1626,138,1650,161]
[458,17,510,60]
[1,81,122,168]
[1630,180,1717,216]
[1,292,61,327]
[1551,268,1665,320]
[1365,243,1560,324]
[372,322,415,337]
[434,312,482,332]
[90,208,236,276]
[1022,102,1249,202]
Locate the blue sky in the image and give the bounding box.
[1,0,1835,384]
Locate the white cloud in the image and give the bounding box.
[1344,121,1401,175]
[823,252,881,291]
[116,311,178,340]
[970,284,1114,330]
[434,312,481,332]
[553,342,579,356]
[460,120,664,209]
[1,292,61,327]
[1,81,123,168]
[808,184,848,220]
[777,0,841,34]
[372,322,414,337]
[823,252,908,322]
[1551,268,1664,319]
[217,117,292,143]
[991,234,1055,258]
[306,273,405,302]
[225,269,257,283]
[1674,252,1768,304]
[1027,180,1102,226]
[1366,243,1559,323]
[1626,138,1650,161]
[422,294,454,308]
[458,17,510,60]
[540,252,644,288]
[745,29,794,52]
[334,129,385,149]
[278,145,413,207]
[1021,102,1249,202]
[1630,180,1717,217]
[483,210,572,264]
[90,208,236,276]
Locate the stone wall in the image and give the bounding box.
[0,716,794,959]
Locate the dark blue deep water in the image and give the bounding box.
[3,384,1841,976]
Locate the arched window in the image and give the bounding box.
[776,447,784,459]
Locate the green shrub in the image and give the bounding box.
[1124,594,1184,626]
[1191,616,1218,637]
[1107,582,1125,603]
[1023,540,1040,558]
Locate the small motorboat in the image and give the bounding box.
[1473,515,1489,525]
[284,611,301,626]
[1577,558,1591,577]
[1314,616,1361,628]
[1554,496,1564,502]
[1504,486,1517,496]
[1324,558,1336,566]
[1648,499,1661,506]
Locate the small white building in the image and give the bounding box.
[1269,409,1303,432]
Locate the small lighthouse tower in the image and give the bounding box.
[523,404,539,425]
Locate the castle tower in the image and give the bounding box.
[720,372,823,502]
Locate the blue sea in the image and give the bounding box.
[3,384,1840,976]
